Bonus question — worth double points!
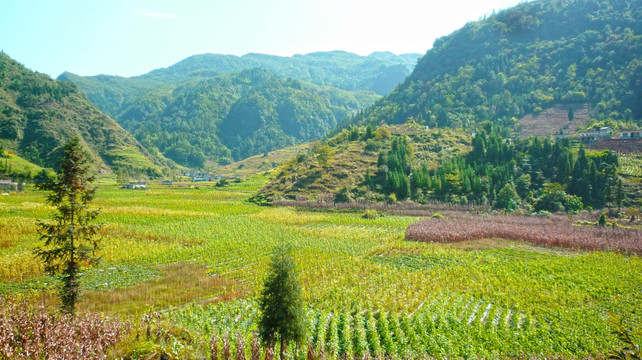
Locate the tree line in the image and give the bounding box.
[367,123,622,213]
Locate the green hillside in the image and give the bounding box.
[255,123,471,203]
[0,152,45,178]
[58,51,420,168]
[353,0,642,135]
[216,143,309,178]
[0,53,167,175]
[256,122,639,209]
[106,69,379,167]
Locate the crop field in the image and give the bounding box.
[406,212,642,254]
[0,176,641,359]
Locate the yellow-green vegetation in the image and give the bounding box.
[256,123,471,202]
[106,145,165,177]
[216,143,309,178]
[0,152,46,177]
[0,176,640,358]
[619,154,642,206]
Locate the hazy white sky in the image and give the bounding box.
[0,0,525,78]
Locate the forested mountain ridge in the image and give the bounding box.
[352,0,642,134]
[140,51,419,95]
[0,53,167,175]
[58,51,419,121]
[58,51,415,167]
[113,69,379,167]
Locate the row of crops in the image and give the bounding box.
[1,183,641,358]
[619,155,642,177]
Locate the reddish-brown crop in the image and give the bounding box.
[405,213,642,254]
[0,300,125,359]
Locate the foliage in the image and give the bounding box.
[258,244,306,358]
[33,137,100,314]
[354,0,642,132]
[494,183,521,211]
[256,123,635,208]
[411,126,618,209]
[534,184,583,213]
[0,53,167,174]
[607,311,641,360]
[362,210,383,219]
[599,212,608,227]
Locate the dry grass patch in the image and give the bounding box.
[37,263,248,319]
[446,238,581,256]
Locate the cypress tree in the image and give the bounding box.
[34,137,100,315]
[258,243,306,360]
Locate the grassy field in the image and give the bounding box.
[0,175,640,359]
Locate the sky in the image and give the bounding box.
[0,0,525,79]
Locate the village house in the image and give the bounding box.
[619,129,642,139]
[579,126,613,143]
[121,181,150,190]
[0,179,18,191]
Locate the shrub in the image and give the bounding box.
[494,183,521,212]
[362,210,382,220]
[334,187,354,203]
[386,193,397,204]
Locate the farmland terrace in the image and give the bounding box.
[0,176,640,359]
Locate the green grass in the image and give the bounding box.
[0,153,46,177]
[0,175,640,358]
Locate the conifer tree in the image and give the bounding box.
[616,178,624,213]
[258,243,305,360]
[34,137,100,315]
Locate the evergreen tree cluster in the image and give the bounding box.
[371,136,413,200]
[403,124,619,211]
[363,123,619,211]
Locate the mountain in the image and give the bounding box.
[353,0,642,136]
[58,51,419,121]
[58,51,416,167]
[0,53,167,175]
[141,51,419,95]
[113,69,379,166]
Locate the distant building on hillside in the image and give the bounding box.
[619,130,642,139]
[121,181,150,190]
[161,180,173,186]
[579,126,613,143]
[0,179,17,191]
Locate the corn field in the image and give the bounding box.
[0,182,641,358]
